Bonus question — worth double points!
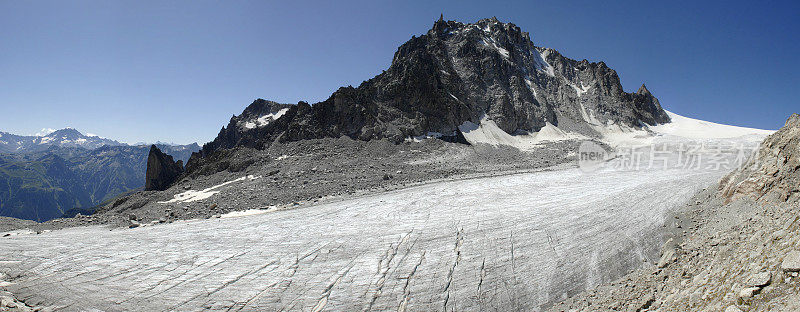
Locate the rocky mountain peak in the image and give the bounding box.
[785,113,799,128]
[637,84,652,96]
[188,17,671,173]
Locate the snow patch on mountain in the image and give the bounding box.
[535,48,556,77]
[243,108,290,130]
[406,132,445,142]
[458,115,585,150]
[159,175,261,203]
[572,82,592,97]
[579,103,602,126]
[524,78,538,97]
[479,37,510,59]
[34,128,57,136]
[595,123,653,147]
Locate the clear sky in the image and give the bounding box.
[1,0,797,144]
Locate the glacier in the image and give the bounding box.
[0,115,773,311]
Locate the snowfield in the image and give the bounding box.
[459,115,585,150]
[458,110,774,150]
[0,115,772,311]
[2,165,725,311]
[650,111,775,139]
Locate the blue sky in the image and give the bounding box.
[1,0,797,144]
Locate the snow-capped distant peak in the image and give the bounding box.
[35,128,57,136]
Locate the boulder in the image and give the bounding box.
[0,296,14,308]
[782,251,800,272]
[657,248,676,268]
[724,306,743,312]
[738,287,760,298]
[128,220,140,229]
[746,271,771,287]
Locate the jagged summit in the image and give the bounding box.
[787,113,800,127]
[637,84,651,96]
[187,17,670,172]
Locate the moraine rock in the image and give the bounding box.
[738,286,760,298]
[657,247,676,268]
[144,145,184,191]
[128,220,140,229]
[746,271,771,287]
[0,296,15,308]
[186,17,670,173]
[781,251,800,272]
[724,306,743,312]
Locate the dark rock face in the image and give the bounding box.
[188,17,670,171]
[145,145,184,191]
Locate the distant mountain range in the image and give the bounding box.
[0,128,198,221]
[0,128,125,153]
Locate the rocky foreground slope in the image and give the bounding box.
[549,114,800,312]
[719,114,800,204]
